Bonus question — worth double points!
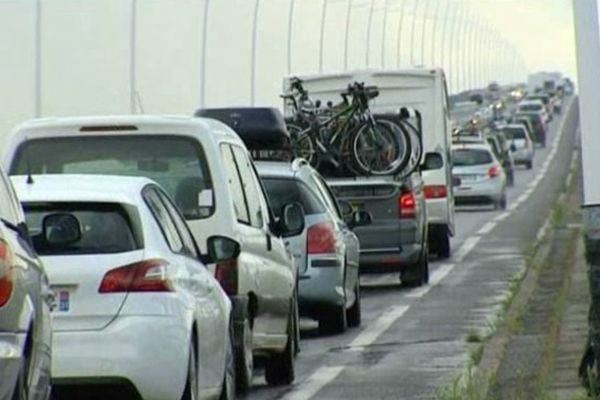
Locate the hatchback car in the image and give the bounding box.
[13,174,235,400]
[452,143,507,210]
[502,124,535,169]
[3,115,304,394]
[514,112,546,147]
[517,99,550,123]
[0,171,51,400]
[257,159,361,334]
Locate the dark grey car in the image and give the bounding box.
[0,171,51,400]
[328,172,429,286]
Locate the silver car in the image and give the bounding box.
[0,171,51,400]
[257,159,361,334]
[452,143,508,210]
[503,124,535,169]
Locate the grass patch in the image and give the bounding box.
[466,329,483,343]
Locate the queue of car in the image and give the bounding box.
[0,78,566,400]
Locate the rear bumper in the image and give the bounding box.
[359,243,422,272]
[52,315,189,400]
[512,150,534,163]
[0,332,27,400]
[454,179,504,203]
[298,255,345,314]
[426,197,450,225]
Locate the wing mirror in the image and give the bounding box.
[510,143,517,152]
[452,175,462,187]
[206,236,241,263]
[421,152,443,171]
[43,213,82,246]
[279,202,305,237]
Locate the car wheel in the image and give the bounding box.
[265,311,295,386]
[292,291,300,356]
[437,228,451,259]
[319,303,347,335]
[219,327,236,400]
[508,171,515,187]
[401,246,429,287]
[526,160,533,170]
[11,358,27,400]
[346,283,362,328]
[235,316,253,395]
[181,341,198,400]
[499,192,508,210]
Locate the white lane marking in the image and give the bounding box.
[494,212,510,222]
[282,366,345,400]
[347,305,409,350]
[477,221,497,235]
[405,263,455,298]
[454,236,481,262]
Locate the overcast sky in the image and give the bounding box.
[0,0,585,143]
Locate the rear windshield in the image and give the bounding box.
[452,149,493,166]
[23,202,143,255]
[519,104,542,112]
[503,128,526,140]
[263,178,325,218]
[10,136,213,220]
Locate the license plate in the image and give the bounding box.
[459,174,478,182]
[51,288,70,313]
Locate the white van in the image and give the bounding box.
[2,115,304,393]
[283,68,455,258]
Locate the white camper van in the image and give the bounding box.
[283,68,455,259]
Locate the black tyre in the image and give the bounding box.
[287,123,318,167]
[526,160,533,170]
[496,192,507,211]
[181,341,198,400]
[219,328,236,400]
[265,311,295,386]
[437,228,451,259]
[351,120,410,176]
[11,359,27,400]
[401,247,429,287]
[234,316,254,395]
[346,284,362,328]
[508,170,515,187]
[319,304,347,335]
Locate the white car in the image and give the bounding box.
[517,99,549,124]
[3,115,303,394]
[452,143,508,210]
[502,124,536,170]
[12,174,235,400]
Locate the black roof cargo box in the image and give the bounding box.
[195,107,290,151]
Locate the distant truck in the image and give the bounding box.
[528,71,562,94]
[283,69,456,260]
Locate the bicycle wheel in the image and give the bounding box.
[350,120,410,176]
[287,123,318,166]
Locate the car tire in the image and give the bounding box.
[401,246,429,287]
[292,291,300,356]
[499,192,508,210]
[265,310,295,386]
[508,170,515,187]
[219,327,236,400]
[346,284,362,328]
[235,316,254,395]
[181,341,198,400]
[526,160,533,170]
[319,304,347,335]
[11,358,27,400]
[437,228,451,259]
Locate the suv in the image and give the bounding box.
[2,115,305,393]
[257,159,361,334]
[0,170,51,400]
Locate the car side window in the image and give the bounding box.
[230,146,264,229]
[220,144,250,225]
[311,175,342,219]
[143,188,184,253]
[155,189,199,259]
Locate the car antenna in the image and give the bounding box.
[25,137,34,185]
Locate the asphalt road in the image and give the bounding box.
[246,96,580,400]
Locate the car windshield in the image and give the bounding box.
[519,103,542,111]
[10,136,213,220]
[453,149,493,166]
[262,178,326,218]
[503,128,527,140]
[23,202,142,255]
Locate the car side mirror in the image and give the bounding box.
[510,143,517,152]
[43,213,82,246]
[338,200,353,220]
[206,236,241,263]
[421,152,443,171]
[1,219,32,244]
[279,202,305,237]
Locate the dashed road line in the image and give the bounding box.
[405,263,455,298]
[282,366,345,400]
[477,221,497,235]
[347,305,410,351]
[454,236,481,262]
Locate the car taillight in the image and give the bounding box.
[0,240,15,307]
[488,165,501,178]
[399,191,416,219]
[307,222,336,254]
[215,258,238,296]
[424,185,447,199]
[99,259,172,293]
